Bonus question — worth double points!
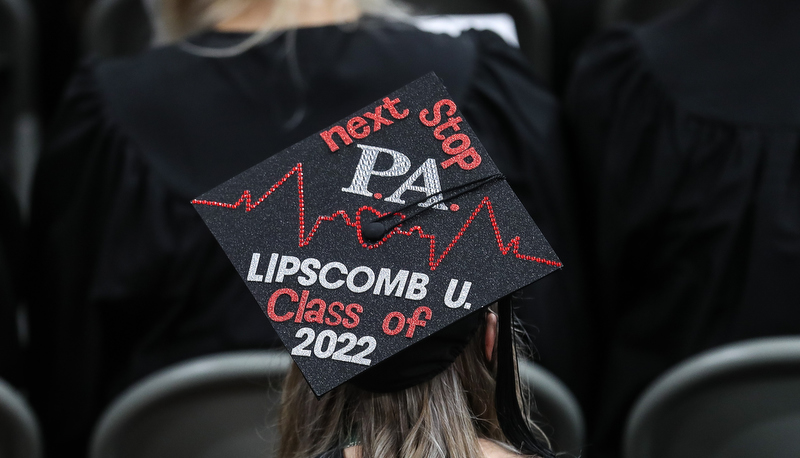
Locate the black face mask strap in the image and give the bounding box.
[495,295,556,458]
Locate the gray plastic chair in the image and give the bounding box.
[519,359,586,456]
[0,0,37,211]
[624,337,800,458]
[90,351,291,458]
[91,350,584,457]
[85,0,552,83]
[599,0,697,25]
[0,378,42,458]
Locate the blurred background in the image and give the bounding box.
[2,0,692,214]
[4,1,800,458]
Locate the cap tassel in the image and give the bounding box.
[495,296,555,458]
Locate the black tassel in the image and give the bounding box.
[495,296,556,458]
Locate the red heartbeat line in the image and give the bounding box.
[192,163,561,271]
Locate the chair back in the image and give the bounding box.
[519,359,585,456]
[624,337,800,458]
[90,351,291,458]
[0,0,36,209]
[92,350,587,457]
[0,378,42,458]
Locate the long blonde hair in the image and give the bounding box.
[158,0,407,42]
[278,316,547,458]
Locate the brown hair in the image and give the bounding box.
[278,315,546,458]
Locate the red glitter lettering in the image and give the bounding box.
[325,302,344,326]
[346,116,370,139]
[419,99,457,127]
[405,306,432,338]
[383,312,406,336]
[303,298,327,324]
[382,97,409,119]
[267,288,297,322]
[294,290,310,323]
[320,126,353,152]
[442,133,471,156]
[343,303,363,329]
[441,147,482,170]
[433,116,463,140]
[363,106,393,131]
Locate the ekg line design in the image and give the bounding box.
[192,163,562,271]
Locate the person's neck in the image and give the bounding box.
[344,440,522,458]
[215,0,362,32]
[479,439,523,458]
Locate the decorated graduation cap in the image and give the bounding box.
[193,73,561,455]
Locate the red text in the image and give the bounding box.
[419,99,482,171]
[267,288,362,329]
[320,97,410,152]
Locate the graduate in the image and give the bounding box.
[194,74,563,458]
[567,0,800,455]
[29,1,574,455]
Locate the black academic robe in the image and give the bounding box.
[567,0,800,456]
[29,21,578,457]
[0,179,23,387]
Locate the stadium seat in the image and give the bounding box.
[0,0,37,210]
[0,377,42,458]
[519,359,585,455]
[89,351,291,458]
[624,337,800,458]
[91,350,585,458]
[599,0,697,25]
[84,0,553,83]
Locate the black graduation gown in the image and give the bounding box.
[0,179,23,387]
[29,22,577,457]
[566,0,800,456]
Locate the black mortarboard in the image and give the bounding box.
[192,73,561,398]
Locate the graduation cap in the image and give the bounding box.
[192,73,561,398]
